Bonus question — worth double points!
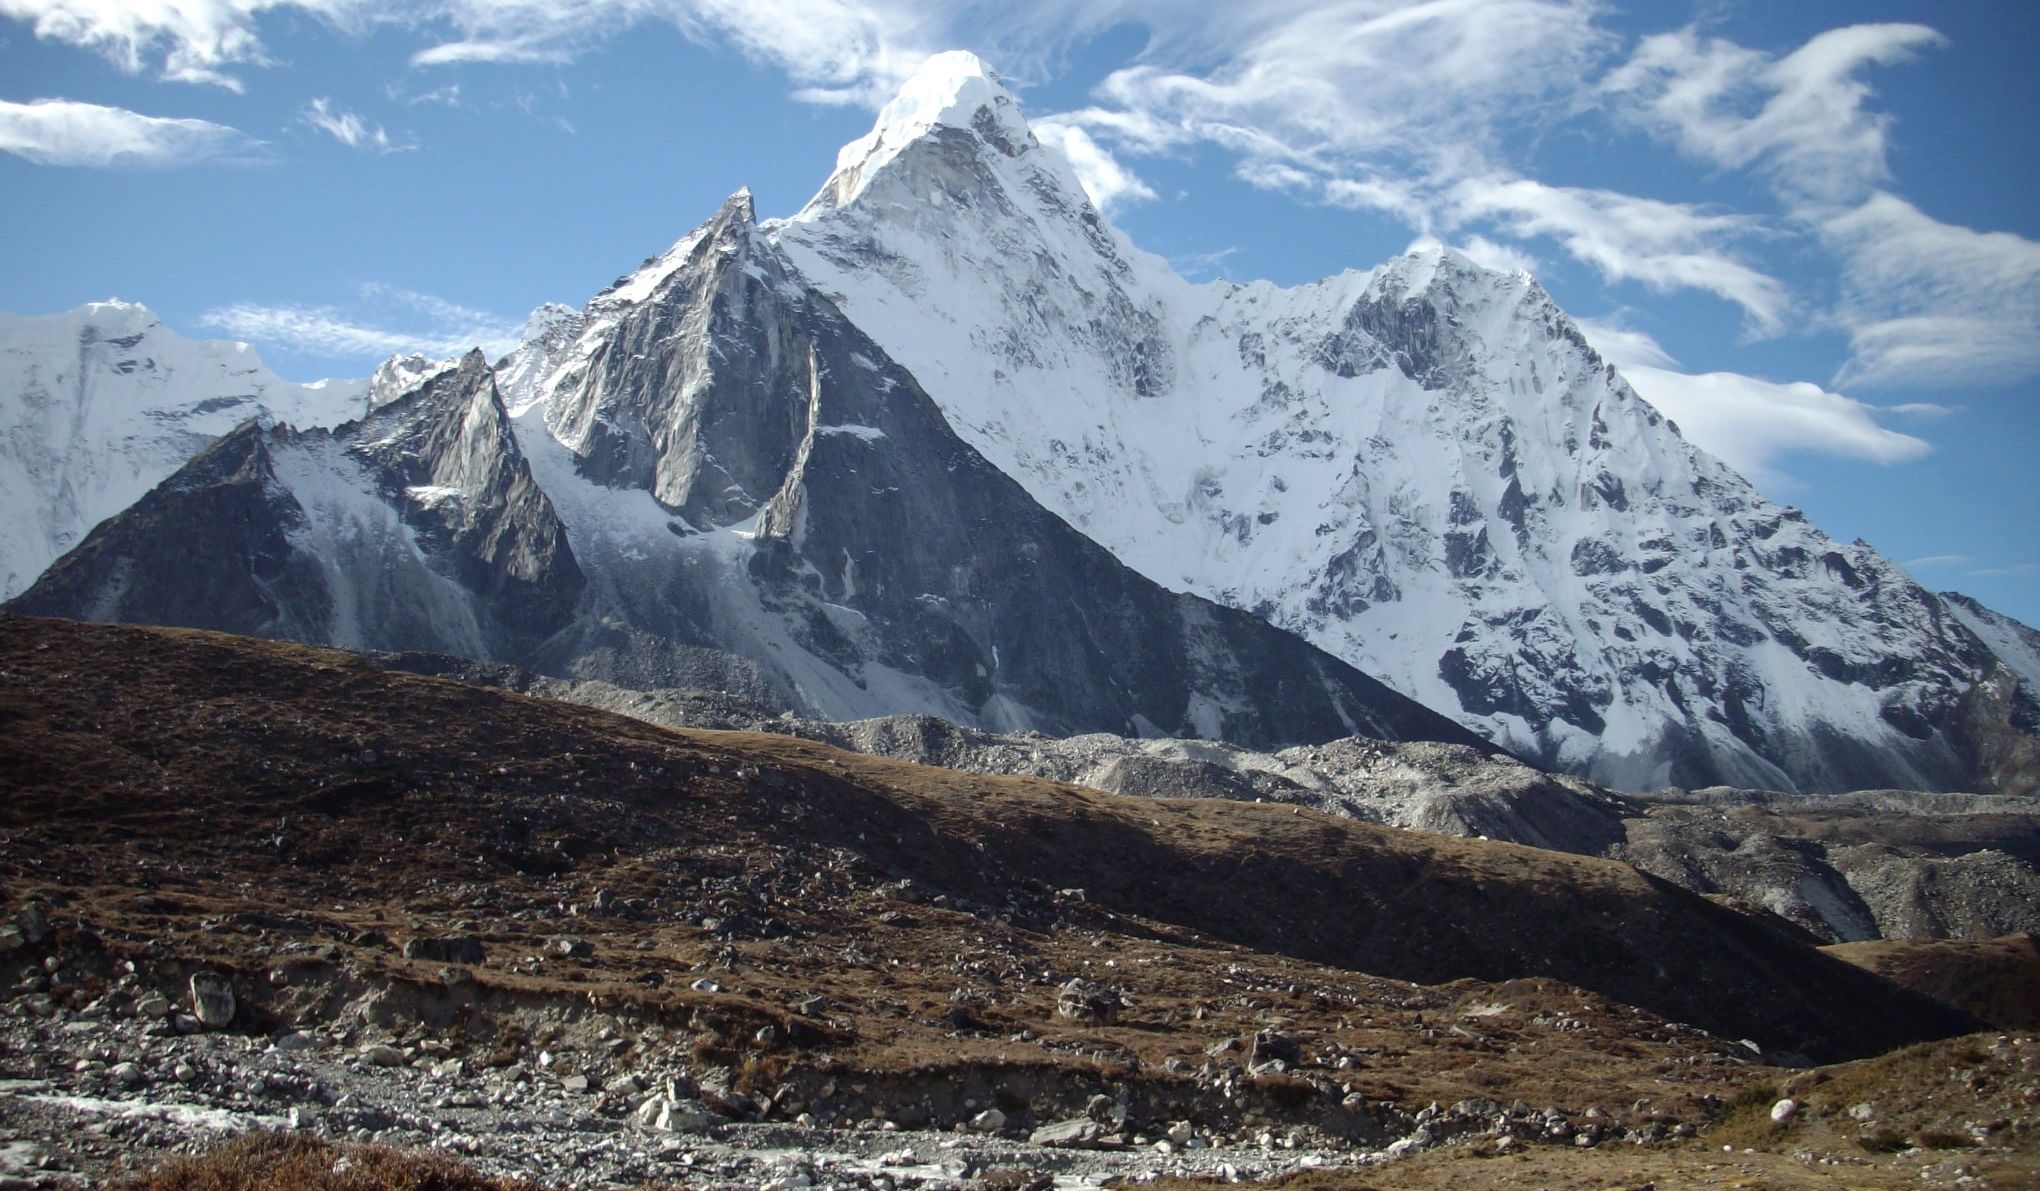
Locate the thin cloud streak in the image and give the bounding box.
[201,283,521,361]
[0,97,262,167]
[303,97,409,152]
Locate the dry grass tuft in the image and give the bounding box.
[111,1133,553,1191]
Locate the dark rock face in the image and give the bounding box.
[350,352,583,637]
[545,193,813,529]
[9,423,332,639]
[741,281,1472,747]
[14,352,583,660]
[9,202,1483,756]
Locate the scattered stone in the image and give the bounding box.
[187,971,235,1029]
[969,1107,1007,1133]
[403,935,486,965]
[108,1062,143,1086]
[14,904,51,945]
[1770,1098,1798,1124]
[134,995,170,1020]
[1055,977,1123,1025]
[1030,1117,1104,1148]
[1249,1029,1301,1072]
[362,1044,405,1067]
[637,1095,717,1132]
[561,1073,591,1094]
[0,926,22,954]
[552,937,593,959]
[690,978,722,993]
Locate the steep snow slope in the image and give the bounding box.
[0,302,372,598]
[1944,593,2040,695]
[767,51,2018,793]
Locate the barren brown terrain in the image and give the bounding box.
[0,614,2032,1189]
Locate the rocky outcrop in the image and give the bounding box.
[13,352,584,659]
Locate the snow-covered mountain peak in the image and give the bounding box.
[367,351,458,410]
[518,301,580,344]
[592,188,756,312]
[751,60,2023,792]
[0,301,373,598]
[794,50,1042,219]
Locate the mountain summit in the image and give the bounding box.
[768,53,2034,794]
[799,50,1032,217]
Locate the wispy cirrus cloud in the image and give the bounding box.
[1037,2,1795,335]
[1445,175,1790,335]
[302,97,409,152]
[201,282,520,360]
[1032,117,1154,213]
[0,97,261,167]
[0,0,936,100]
[1578,318,1931,483]
[1820,192,2040,389]
[1598,22,2040,390]
[0,0,368,90]
[1602,22,1947,204]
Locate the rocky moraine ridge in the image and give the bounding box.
[2,616,2035,1189]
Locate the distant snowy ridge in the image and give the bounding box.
[0,301,373,599]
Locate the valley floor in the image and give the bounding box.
[0,615,2033,1188]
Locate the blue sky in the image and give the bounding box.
[2,1,2036,624]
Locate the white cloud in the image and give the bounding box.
[0,97,260,167]
[202,282,521,359]
[1455,235,1538,277]
[1822,192,2040,388]
[1405,233,1538,277]
[1575,318,1931,481]
[0,0,929,98]
[1903,554,1968,570]
[1081,0,1607,170]
[1235,159,1313,193]
[303,97,406,152]
[1447,175,1790,335]
[1970,563,2038,579]
[1604,22,1945,204]
[1032,118,1154,213]
[0,0,366,90]
[1618,364,1930,482]
[1571,315,1679,370]
[1321,174,1429,229]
